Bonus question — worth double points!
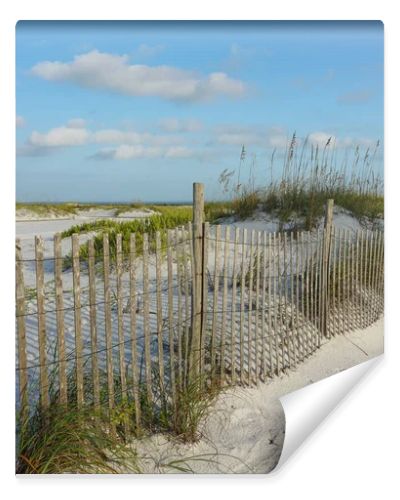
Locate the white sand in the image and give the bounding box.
[130,319,383,474]
[16,206,155,222]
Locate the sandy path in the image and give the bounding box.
[130,318,383,474]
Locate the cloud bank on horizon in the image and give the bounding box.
[16,21,383,202]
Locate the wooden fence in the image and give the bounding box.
[15,184,384,431]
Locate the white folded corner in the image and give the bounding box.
[276,355,383,469]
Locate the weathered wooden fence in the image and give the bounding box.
[16,184,384,430]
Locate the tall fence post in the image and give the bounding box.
[190,182,204,380]
[322,199,334,337]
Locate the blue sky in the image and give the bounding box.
[16,21,383,202]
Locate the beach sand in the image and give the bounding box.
[130,318,383,474]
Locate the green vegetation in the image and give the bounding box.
[16,202,80,217]
[219,135,383,229]
[17,404,137,474]
[61,206,193,268]
[60,203,236,268]
[16,362,222,473]
[114,202,146,216]
[16,201,150,219]
[231,187,261,220]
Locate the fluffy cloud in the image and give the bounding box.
[66,118,86,128]
[16,115,25,128]
[158,118,203,133]
[31,50,247,102]
[21,121,183,155]
[92,129,182,146]
[91,144,194,161]
[21,120,197,159]
[308,132,335,147]
[29,126,90,147]
[164,146,193,158]
[307,132,377,149]
[113,145,162,160]
[215,125,288,148]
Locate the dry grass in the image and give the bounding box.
[219,134,383,229]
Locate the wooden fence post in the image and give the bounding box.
[16,239,28,420]
[189,182,204,380]
[322,199,334,337]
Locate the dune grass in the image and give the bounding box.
[60,203,235,268]
[16,202,80,217]
[16,404,137,474]
[16,356,222,473]
[16,202,150,218]
[61,206,193,268]
[219,135,383,229]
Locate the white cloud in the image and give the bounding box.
[217,131,261,146]
[308,132,335,147]
[165,146,193,158]
[114,145,162,160]
[22,121,183,154]
[17,144,50,157]
[268,131,289,148]
[66,118,86,128]
[158,118,203,133]
[92,129,142,145]
[337,136,378,149]
[304,132,377,149]
[91,144,192,161]
[16,115,25,128]
[92,128,182,146]
[29,126,90,147]
[215,125,288,148]
[31,50,247,102]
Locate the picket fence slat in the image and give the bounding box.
[142,233,152,406]
[16,239,28,418]
[103,233,115,426]
[129,234,141,430]
[230,227,239,384]
[182,229,191,386]
[54,234,67,405]
[268,232,274,376]
[174,227,183,388]
[116,234,129,435]
[239,228,247,383]
[88,238,100,409]
[167,230,176,410]
[35,235,49,410]
[155,232,165,392]
[220,225,230,384]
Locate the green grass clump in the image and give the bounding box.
[61,204,233,268]
[218,134,383,229]
[334,191,383,224]
[172,375,219,442]
[231,188,261,220]
[16,203,80,217]
[16,404,136,474]
[16,359,222,473]
[114,202,146,216]
[204,201,234,221]
[62,208,193,267]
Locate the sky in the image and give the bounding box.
[16,21,384,202]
